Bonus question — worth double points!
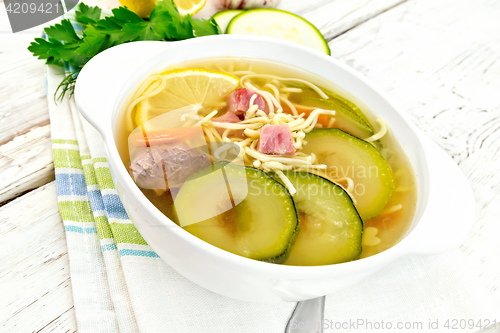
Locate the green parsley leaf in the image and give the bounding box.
[94,7,144,44]
[28,37,83,67]
[121,21,165,41]
[144,0,190,40]
[191,17,222,37]
[75,25,108,57]
[75,3,102,26]
[44,19,80,43]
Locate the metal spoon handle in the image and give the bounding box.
[285,296,326,333]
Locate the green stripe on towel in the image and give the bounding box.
[110,223,148,245]
[52,138,79,145]
[94,213,115,240]
[83,163,99,185]
[59,200,94,222]
[53,149,84,169]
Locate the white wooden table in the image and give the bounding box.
[1,0,499,331]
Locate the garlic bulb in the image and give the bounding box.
[219,0,282,10]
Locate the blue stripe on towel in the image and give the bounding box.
[119,249,160,258]
[56,173,87,196]
[101,243,118,252]
[102,194,129,220]
[65,225,98,234]
[87,190,106,211]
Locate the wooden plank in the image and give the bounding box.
[0,125,54,204]
[0,0,120,147]
[327,0,500,302]
[280,0,407,40]
[0,181,77,332]
[0,32,49,146]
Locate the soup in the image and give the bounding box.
[116,57,417,265]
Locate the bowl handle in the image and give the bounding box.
[74,41,175,138]
[405,135,475,254]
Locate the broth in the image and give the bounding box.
[116,57,417,264]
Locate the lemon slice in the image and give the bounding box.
[173,0,206,16]
[118,0,156,18]
[135,69,239,126]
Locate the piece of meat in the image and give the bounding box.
[212,111,241,123]
[129,142,211,190]
[258,124,296,155]
[227,88,267,118]
[211,110,245,138]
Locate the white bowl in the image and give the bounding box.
[75,36,475,303]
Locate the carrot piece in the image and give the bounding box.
[130,127,201,147]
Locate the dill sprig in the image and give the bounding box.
[55,71,79,102]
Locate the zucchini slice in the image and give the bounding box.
[212,10,243,33]
[302,129,394,220]
[227,9,331,55]
[277,171,363,266]
[175,162,299,263]
[301,97,373,139]
[324,91,371,125]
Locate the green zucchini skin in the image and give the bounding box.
[303,129,395,220]
[226,9,331,55]
[302,97,374,139]
[324,91,371,125]
[211,10,243,33]
[275,171,363,266]
[175,162,299,263]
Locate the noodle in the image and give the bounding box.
[327,117,336,128]
[213,143,234,160]
[244,148,313,166]
[248,94,258,107]
[231,70,255,75]
[256,110,268,118]
[365,118,388,142]
[240,74,329,99]
[281,87,303,93]
[212,122,262,130]
[243,128,260,139]
[125,75,167,124]
[289,109,336,131]
[244,82,282,114]
[264,83,281,102]
[280,96,299,116]
[203,125,216,142]
[244,105,259,119]
[382,204,403,215]
[195,110,218,126]
[275,170,297,195]
[222,128,232,142]
[333,177,355,195]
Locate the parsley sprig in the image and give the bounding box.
[28,1,221,100]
